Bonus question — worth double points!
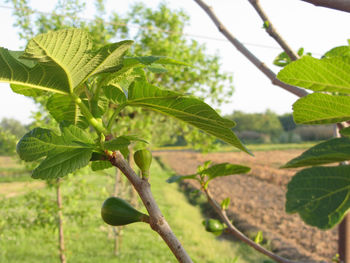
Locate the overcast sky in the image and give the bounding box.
[0,0,350,124]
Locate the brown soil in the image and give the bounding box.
[154,150,337,263]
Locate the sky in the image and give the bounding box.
[0,0,350,124]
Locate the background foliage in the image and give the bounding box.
[225,111,332,144]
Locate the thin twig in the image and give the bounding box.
[299,0,350,13]
[109,151,193,263]
[193,0,308,98]
[248,0,299,61]
[203,187,298,263]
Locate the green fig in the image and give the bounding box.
[203,219,226,236]
[134,149,152,178]
[101,197,149,226]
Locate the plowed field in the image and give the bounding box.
[154,150,337,263]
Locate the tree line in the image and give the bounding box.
[0,110,334,156]
[226,110,333,144]
[0,118,28,155]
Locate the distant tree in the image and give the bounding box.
[227,110,283,138]
[294,125,333,141]
[278,113,296,132]
[0,129,17,155]
[0,118,28,138]
[278,114,333,142]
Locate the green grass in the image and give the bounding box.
[0,161,271,263]
[218,142,318,152]
[0,169,31,182]
[155,142,318,153]
[0,156,31,182]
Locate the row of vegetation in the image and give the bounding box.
[228,111,332,144]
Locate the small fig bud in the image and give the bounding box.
[134,149,152,178]
[101,197,149,226]
[203,219,226,235]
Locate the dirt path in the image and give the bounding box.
[154,150,337,263]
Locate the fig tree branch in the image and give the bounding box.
[247,0,299,61]
[109,151,193,263]
[193,0,308,98]
[203,187,298,263]
[299,0,350,13]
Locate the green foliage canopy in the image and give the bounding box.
[278,42,350,229]
[227,110,283,137]
[7,0,234,149]
[0,118,28,138]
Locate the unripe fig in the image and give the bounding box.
[101,197,149,226]
[134,149,152,178]
[203,219,226,235]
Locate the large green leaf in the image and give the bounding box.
[47,94,83,125]
[0,47,70,94]
[5,50,36,67]
[101,56,183,90]
[277,55,350,94]
[100,67,146,95]
[21,29,133,90]
[17,126,96,179]
[103,136,131,151]
[323,44,350,58]
[286,165,350,229]
[282,138,350,168]
[32,148,92,179]
[103,136,132,159]
[16,128,58,161]
[90,94,109,119]
[292,93,350,124]
[201,163,251,181]
[101,55,186,96]
[1,29,133,96]
[91,160,113,171]
[280,47,350,231]
[11,84,45,97]
[103,85,127,104]
[59,125,94,145]
[127,81,250,154]
[86,41,133,76]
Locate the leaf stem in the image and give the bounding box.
[71,94,107,134]
[106,104,127,132]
